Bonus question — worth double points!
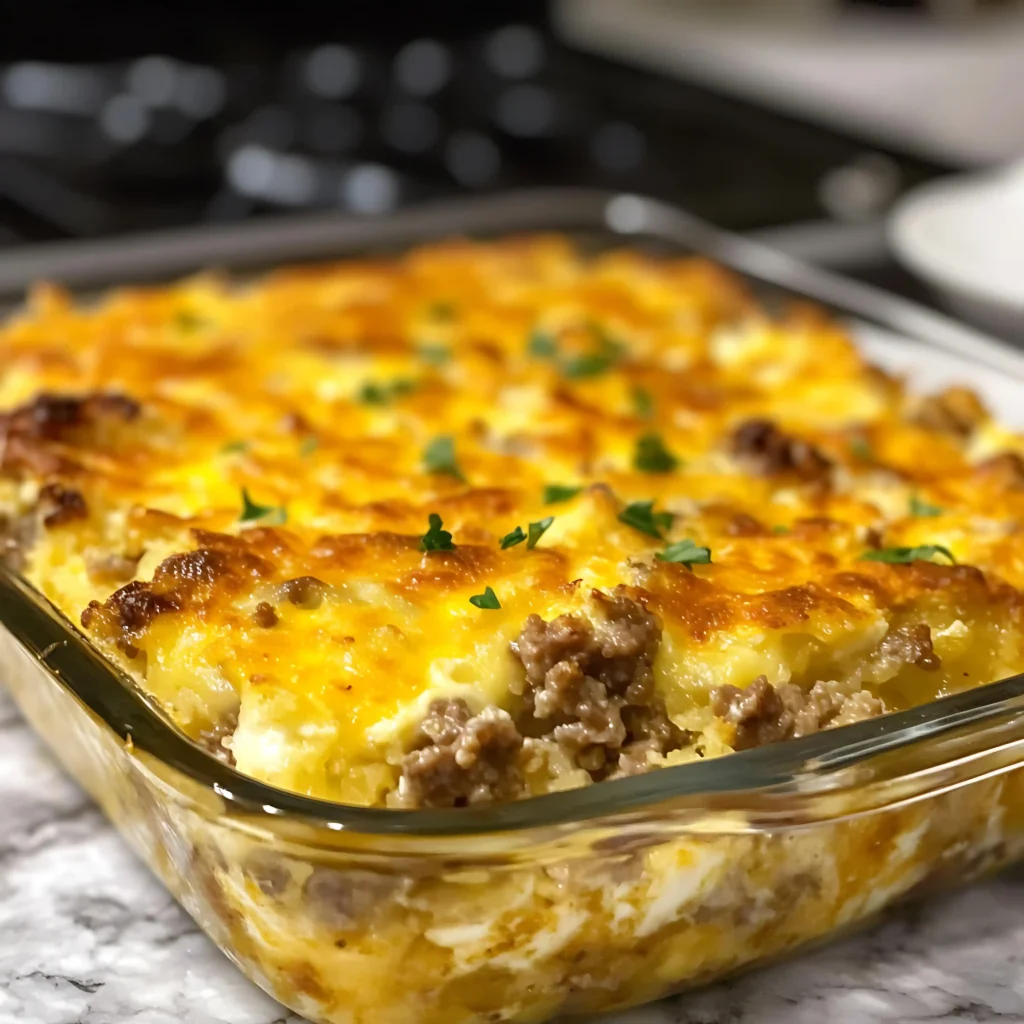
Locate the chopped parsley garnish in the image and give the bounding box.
[239,489,287,526]
[499,517,555,550]
[423,435,465,481]
[499,526,526,549]
[772,524,791,535]
[566,324,625,379]
[527,516,554,549]
[543,484,582,505]
[860,545,955,565]
[357,383,389,405]
[221,440,249,455]
[428,301,456,321]
[656,538,712,567]
[633,432,679,474]
[299,436,319,457]
[174,310,207,331]
[632,386,654,420]
[420,513,455,552]
[357,378,417,405]
[909,494,943,518]
[527,323,624,379]
[469,586,501,610]
[563,352,615,379]
[528,330,558,358]
[850,437,873,461]
[589,321,625,353]
[419,344,450,365]
[618,500,674,539]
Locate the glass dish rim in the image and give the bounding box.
[4,186,1024,838]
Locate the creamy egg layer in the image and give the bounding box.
[2,236,1024,809]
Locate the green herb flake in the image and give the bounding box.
[618,500,673,539]
[909,494,943,518]
[357,378,417,405]
[656,538,712,567]
[543,484,582,505]
[420,513,456,552]
[529,323,625,380]
[221,440,250,455]
[562,352,615,380]
[239,489,287,526]
[528,330,558,358]
[174,310,208,331]
[859,545,956,565]
[632,386,654,420]
[499,526,526,549]
[469,586,501,610]
[772,524,791,535]
[423,435,465,481]
[299,436,319,457]
[428,301,456,321]
[527,516,554,550]
[358,382,388,405]
[587,322,627,362]
[633,432,679,474]
[850,437,873,461]
[419,344,450,366]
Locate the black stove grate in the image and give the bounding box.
[0,8,949,248]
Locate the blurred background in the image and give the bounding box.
[1,0,1022,315]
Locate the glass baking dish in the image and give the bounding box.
[4,189,1024,1024]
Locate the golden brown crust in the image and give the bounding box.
[0,391,140,477]
[3,235,1024,805]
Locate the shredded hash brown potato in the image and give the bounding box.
[3,235,1024,809]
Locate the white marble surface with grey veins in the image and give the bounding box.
[2,686,1024,1024]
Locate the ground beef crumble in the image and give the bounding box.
[0,512,35,572]
[614,703,686,778]
[196,707,239,767]
[0,392,141,477]
[711,675,883,751]
[395,698,524,809]
[974,452,1024,490]
[878,623,941,671]
[36,482,88,528]
[912,387,987,438]
[279,575,326,609]
[511,588,686,780]
[244,850,292,897]
[730,418,831,481]
[303,867,407,931]
[253,601,279,627]
[394,591,691,807]
[725,512,766,537]
[1,392,139,440]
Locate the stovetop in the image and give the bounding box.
[0,4,950,258]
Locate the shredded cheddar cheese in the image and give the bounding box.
[2,236,1024,809]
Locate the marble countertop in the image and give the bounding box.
[2,689,1024,1024]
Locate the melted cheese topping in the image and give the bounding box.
[2,236,1024,806]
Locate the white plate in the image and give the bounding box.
[889,166,1024,342]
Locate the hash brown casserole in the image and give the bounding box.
[3,235,1024,810]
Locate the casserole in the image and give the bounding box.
[3,190,1024,1024]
